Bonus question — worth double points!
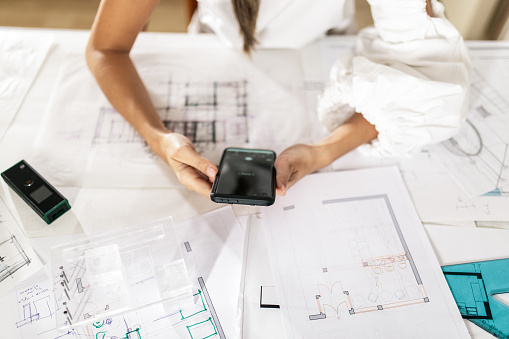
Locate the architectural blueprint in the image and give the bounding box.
[33,48,310,188]
[9,207,244,339]
[262,167,469,338]
[0,196,42,296]
[93,79,249,153]
[432,43,509,197]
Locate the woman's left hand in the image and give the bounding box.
[274,144,323,196]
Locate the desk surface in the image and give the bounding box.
[1,27,509,339]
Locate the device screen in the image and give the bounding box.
[215,149,275,197]
[30,185,53,204]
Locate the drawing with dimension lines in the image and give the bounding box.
[436,51,509,197]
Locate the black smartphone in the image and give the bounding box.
[210,147,276,206]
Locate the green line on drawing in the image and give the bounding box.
[96,331,107,339]
[122,327,141,339]
[93,320,105,328]
[179,290,207,320]
[207,317,218,339]
[186,317,217,339]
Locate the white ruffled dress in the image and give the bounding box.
[317,0,472,157]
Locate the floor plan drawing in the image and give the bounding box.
[92,79,249,154]
[35,49,310,188]
[262,167,469,338]
[306,195,429,321]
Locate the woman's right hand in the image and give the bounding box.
[150,132,218,199]
[86,0,219,199]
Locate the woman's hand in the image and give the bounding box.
[86,0,220,198]
[274,144,322,196]
[274,113,379,197]
[150,132,218,199]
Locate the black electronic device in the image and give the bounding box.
[1,160,71,224]
[210,147,276,206]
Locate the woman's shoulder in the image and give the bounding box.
[195,0,355,49]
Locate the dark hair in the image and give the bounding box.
[231,0,260,53]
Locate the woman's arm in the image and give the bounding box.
[275,0,434,195]
[275,113,378,195]
[86,0,217,197]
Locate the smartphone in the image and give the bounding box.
[210,147,276,206]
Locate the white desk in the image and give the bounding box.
[1,27,508,339]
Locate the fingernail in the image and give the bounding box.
[206,167,216,178]
[281,185,286,194]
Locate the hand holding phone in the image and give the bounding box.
[210,148,276,206]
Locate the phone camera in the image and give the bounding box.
[24,178,35,186]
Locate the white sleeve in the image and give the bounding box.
[317,0,472,157]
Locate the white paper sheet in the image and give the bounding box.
[69,187,220,235]
[261,167,469,338]
[240,214,286,338]
[423,223,509,266]
[175,206,246,338]
[1,183,84,238]
[328,146,509,222]
[0,32,52,142]
[9,207,244,339]
[33,46,310,188]
[0,196,43,297]
[398,151,509,223]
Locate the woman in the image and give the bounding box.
[86,0,470,198]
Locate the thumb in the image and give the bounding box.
[274,157,292,196]
[173,145,218,181]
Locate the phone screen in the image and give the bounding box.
[214,148,275,199]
